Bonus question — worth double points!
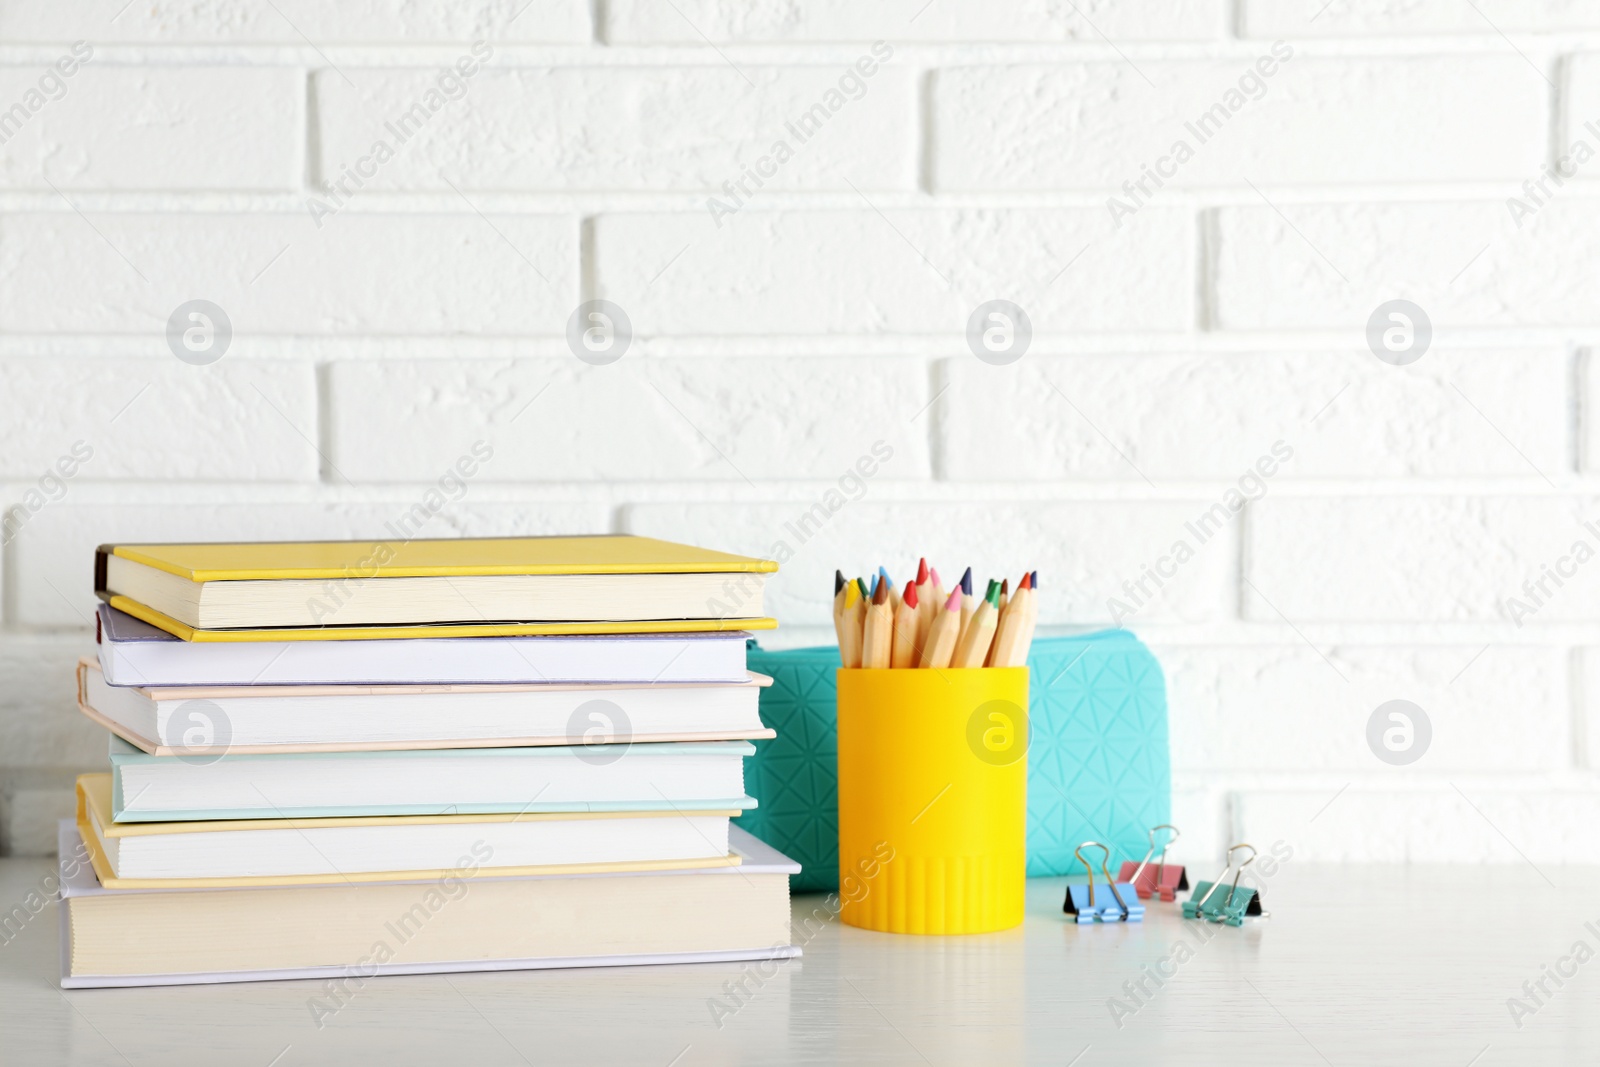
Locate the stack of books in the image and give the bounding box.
[60,535,800,988]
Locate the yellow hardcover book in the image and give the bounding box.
[76,775,742,890]
[94,534,779,640]
[100,535,777,581]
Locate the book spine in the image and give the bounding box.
[94,545,111,595]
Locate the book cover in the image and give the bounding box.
[96,534,778,582]
[100,594,778,643]
[77,776,743,890]
[57,821,801,988]
[105,737,759,821]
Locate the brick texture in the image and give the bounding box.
[1,12,1598,858]
[314,66,916,192]
[935,58,1544,191]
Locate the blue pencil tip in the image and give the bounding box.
[960,567,973,595]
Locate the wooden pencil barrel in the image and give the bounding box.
[835,667,1028,935]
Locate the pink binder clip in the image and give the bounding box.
[1117,824,1188,902]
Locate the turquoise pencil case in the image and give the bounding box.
[745,631,1171,889]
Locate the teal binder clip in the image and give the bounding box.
[1182,843,1269,927]
[1063,842,1145,924]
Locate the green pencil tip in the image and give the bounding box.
[985,580,1001,607]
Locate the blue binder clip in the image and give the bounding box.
[1182,843,1269,927]
[1063,842,1145,924]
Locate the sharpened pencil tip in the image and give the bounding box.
[959,567,973,595]
[945,588,962,611]
[916,557,929,585]
[834,569,845,595]
[872,578,889,605]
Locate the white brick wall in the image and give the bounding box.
[934,57,1545,190]
[327,357,935,482]
[0,4,590,44]
[2,8,1598,866]
[600,1,1226,44]
[314,66,919,192]
[594,209,1194,334]
[0,66,300,190]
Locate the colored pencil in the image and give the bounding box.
[838,580,864,668]
[891,579,920,668]
[1009,572,1040,667]
[832,569,847,636]
[986,577,1010,667]
[924,565,945,646]
[912,558,934,644]
[836,562,1040,668]
[861,577,893,669]
[990,572,1031,668]
[957,566,976,644]
[953,580,1001,668]
[919,588,963,669]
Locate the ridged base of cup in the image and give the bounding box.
[839,851,1025,935]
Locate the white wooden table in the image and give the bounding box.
[1,857,1591,1065]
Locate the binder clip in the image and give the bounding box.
[1181,843,1269,927]
[1063,842,1145,925]
[1117,823,1189,902]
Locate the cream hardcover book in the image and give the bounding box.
[58,821,800,988]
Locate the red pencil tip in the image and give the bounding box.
[903,580,919,609]
[916,557,929,584]
[1019,572,1032,591]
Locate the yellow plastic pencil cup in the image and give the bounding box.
[836,667,1028,935]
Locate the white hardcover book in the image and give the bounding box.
[95,604,752,686]
[78,656,774,755]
